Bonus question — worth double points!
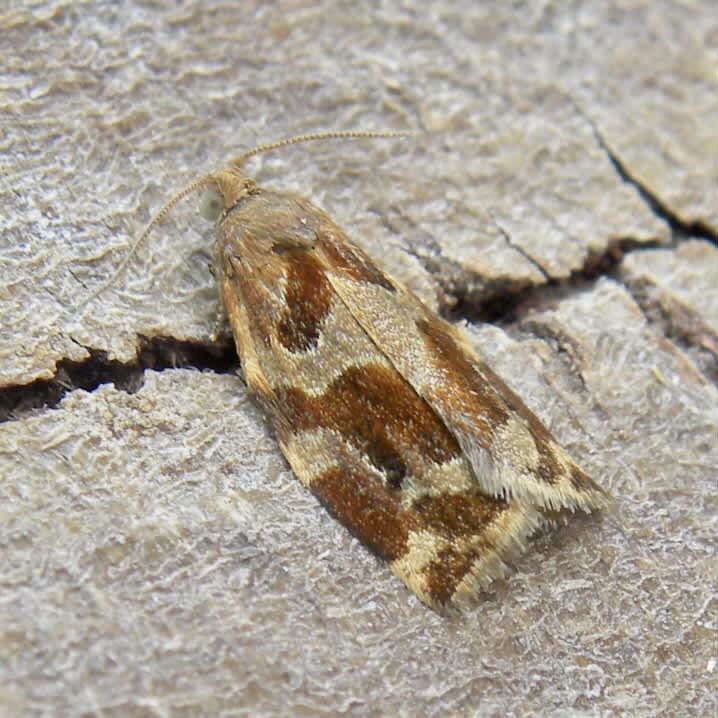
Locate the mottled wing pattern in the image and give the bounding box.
[313,235,606,513]
[213,190,554,609]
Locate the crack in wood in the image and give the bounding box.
[0,336,238,423]
[488,212,551,282]
[576,105,717,244]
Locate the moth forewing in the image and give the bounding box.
[202,157,606,610]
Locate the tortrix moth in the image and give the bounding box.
[89,131,608,611]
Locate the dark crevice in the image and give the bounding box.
[578,108,717,244]
[443,236,717,384]
[0,335,238,423]
[443,236,664,324]
[373,202,668,326]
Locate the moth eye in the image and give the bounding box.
[199,188,224,221]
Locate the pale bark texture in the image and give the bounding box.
[1,2,716,716]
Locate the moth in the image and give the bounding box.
[89,131,608,611]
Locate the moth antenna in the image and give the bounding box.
[77,174,215,309]
[230,129,412,167]
[77,130,410,309]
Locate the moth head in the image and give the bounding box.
[199,169,257,223]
